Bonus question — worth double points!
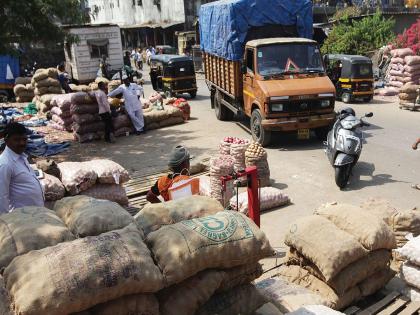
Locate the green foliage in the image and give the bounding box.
[333,7,361,21]
[0,0,89,54]
[321,11,396,56]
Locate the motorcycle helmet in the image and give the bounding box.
[339,107,355,118]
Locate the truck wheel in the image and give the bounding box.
[251,109,271,147]
[214,90,233,121]
[363,96,373,102]
[342,93,351,103]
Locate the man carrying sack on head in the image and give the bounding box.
[147,145,192,203]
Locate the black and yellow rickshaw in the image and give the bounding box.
[149,54,198,98]
[325,54,374,103]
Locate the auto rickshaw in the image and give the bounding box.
[156,45,177,55]
[325,54,374,103]
[149,54,198,98]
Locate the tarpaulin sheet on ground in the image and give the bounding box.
[199,0,313,61]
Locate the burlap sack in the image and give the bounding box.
[217,263,263,292]
[196,284,266,315]
[401,83,420,94]
[399,92,418,101]
[405,56,420,66]
[115,127,134,137]
[85,159,129,184]
[13,84,25,94]
[113,114,132,129]
[58,162,97,195]
[277,265,361,310]
[360,198,398,225]
[37,159,61,178]
[89,294,159,315]
[287,248,391,295]
[72,113,100,125]
[36,77,61,88]
[54,196,133,237]
[284,216,368,281]
[158,270,225,315]
[15,77,32,85]
[0,207,75,270]
[34,86,49,95]
[158,116,184,127]
[71,92,96,104]
[289,305,345,315]
[0,276,12,315]
[134,195,223,235]
[74,132,102,143]
[51,94,72,110]
[358,269,395,297]
[33,68,49,82]
[256,277,327,313]
[52,114,73,126]
[81,184,129,206]
[41,173,65,201]
[143,109,170,124]
[4,225,163,315]
[73,121,104,134]
[390,209,420,235]
[314,203,396,250]
[146,211,274,285]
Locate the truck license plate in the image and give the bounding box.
[298,129,310,140]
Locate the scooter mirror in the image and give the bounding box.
[365,112,373,118]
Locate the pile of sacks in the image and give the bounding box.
[386,48,420,92]
[108,79,121,93]
[31,68,63,113]
[69,83,93,92]
[0,195,274,315]
[219,137,250,174]
[166,98,191,120]
[57,159,130,206]
[397,236,420,301]
[143,105,184,130]
[50,93,75,131]
[245,142,271,187]
[70,92,103,143]
[13,77,34,102]
[209,154,235,207]
[112,113,134,137]
[399,83,420,107]
[278,203,396,310]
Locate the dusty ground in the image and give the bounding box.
[22,68,420,249]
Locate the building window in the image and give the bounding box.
[132,0,135,6]
[90,44,108,59]
[137,0,142,5]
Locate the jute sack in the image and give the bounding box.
[158,270,225,315]
[284,215,368,281]
[390,209,420,235]
[0,207,75,270]
[314,203,396,250]
[58,162,97,195]
[0,276,12,315]
[15,77,32,85]
[146,211,274,285]
[195,284,266,315]
[289,305,345,315]
[4,224,163,315]
[74,132,102,143]
[158,116,184,128]
[84,159,130,184]
[217,262,263,292]
[54,196,134,237]
[360,198,398,225]
[287,248,391,295]
[36,77,60,88]
[33,69,49,82]
[401,263,420,289]
[81,184,129,206]
[41,173,65,201]
[358,269,395,297]
[73,121,104,135]
[72,113,100,125]
[13,84,26,94]
[89,294,159,315]
[256,277,327,313]
[134,195,223,235]
[255,303,284,315]
[277,265,361,310]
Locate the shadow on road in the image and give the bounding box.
[344,161,406,191]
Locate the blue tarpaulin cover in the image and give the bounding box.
[199,0,313,61]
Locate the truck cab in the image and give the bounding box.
[241,38,336,145]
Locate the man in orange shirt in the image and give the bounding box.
[147,145,191,203]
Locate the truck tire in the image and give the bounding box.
[251,109,271,147]
[214,90,233,121]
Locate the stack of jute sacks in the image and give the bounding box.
[396,236,420,301]
[134,196,273,315]
[209,154,235,207]
[13,77,34,102]
[278,203,397,310]
[31,68,63,113]
[112,114,134,137]
[245,142,271,187]
[50,93,74,131]
[57,159,130,206]
[387,48,420,91]
[0,195,273,315]
[361,198,420,270]
[143,105,185,130]
[399,83,420,107]
[70,92,104,143]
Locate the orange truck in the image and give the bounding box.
[200,0,336,146]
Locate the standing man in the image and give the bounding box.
[94,82,115,143]
[0,123,44,213]
[108,75,145,135]
[57,63,72,93]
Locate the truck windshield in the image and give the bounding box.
[257,43,325,76]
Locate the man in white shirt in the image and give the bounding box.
[0,123,44,214]
[108,75,145,135]
[94,82,115,143]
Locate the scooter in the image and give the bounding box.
[325,108,373,189]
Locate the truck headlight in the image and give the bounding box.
[271,104,284,112]
[321,100,330,107]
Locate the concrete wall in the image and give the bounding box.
[88,0,185,27]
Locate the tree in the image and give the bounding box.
[321,11,395,56]
[393,19,420,55]
[0,0,89,54]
